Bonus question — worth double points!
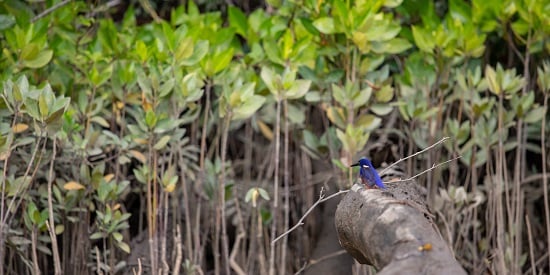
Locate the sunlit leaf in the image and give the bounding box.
[12,123,29,133]
[257,120,273,141]
[104,174,115,182]
[117,242,131,253]
[64,181,85,191]
[313,17,335,34]
[55,224,64,235]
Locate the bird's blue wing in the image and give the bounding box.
[369,167,386,189]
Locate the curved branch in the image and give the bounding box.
[334,184,466,274]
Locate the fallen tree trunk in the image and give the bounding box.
[335,183,467,275]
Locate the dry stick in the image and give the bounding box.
[229,232,246,275]
[525,215,536,275]
[384,156,462,184]
[524,251,549,275]
[95,246,104,275]
[172,226,183,275]
[47,138,62,275]
[272,189,349,244]
[380,136,450,175]
[137,0,162,22]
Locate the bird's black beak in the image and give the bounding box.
[350,162,359,167]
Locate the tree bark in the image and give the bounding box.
[335,183,467,275]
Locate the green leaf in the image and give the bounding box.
[302,129,319,149]
[154,135,171,150]
[38,92,49,119]
[261,67,279,95]
[263,39,284,65]
[355,114,381,131]
[383,0,403,8]
[285,80,311,99]
[375,85,394,103]
[159,79,175,97]
[524,107,546,123]
[313,17,335,34]
[145,110,157,128]
[117,241,131,253]
[299,17,320,35]
[374,38,412,54]
[91,116,110,128]
[370,104,394,116]
[175,37,194,61]
[23,49,53,69]
[332,84,346,106]
[282,30,293,60]
[449,0,471,22]
[412,26,435,53]
[352,88,371,108]
[229,6,248,37]
[245,188,254,203]
[20,43,39,61]
[0,14,15,31]
[181,40,209,66]
[112,232,123,242]
[90,232,104,240]
[485,65,501,95]
[215,48,235,74]
[135,40,148,62]
[232,95,265,121]
[258,188,270,200]
[55,224,64,235]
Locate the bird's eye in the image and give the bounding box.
[362,165,369,168]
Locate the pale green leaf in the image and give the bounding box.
[313,17,335,34]
[154,135,171,150]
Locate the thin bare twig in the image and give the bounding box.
[384,156,461,184]
[31,228,40,275]
[137,0,162,22]
[272,189,349,244]
[32,0,71,23]
[268,99,282,275]
[294,250,348,274]
[525,215,536,275]
[309,250,347,265]
[47,138,62,275]
[380,136,450,175]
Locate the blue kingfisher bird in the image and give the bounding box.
[351,157,386,189]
